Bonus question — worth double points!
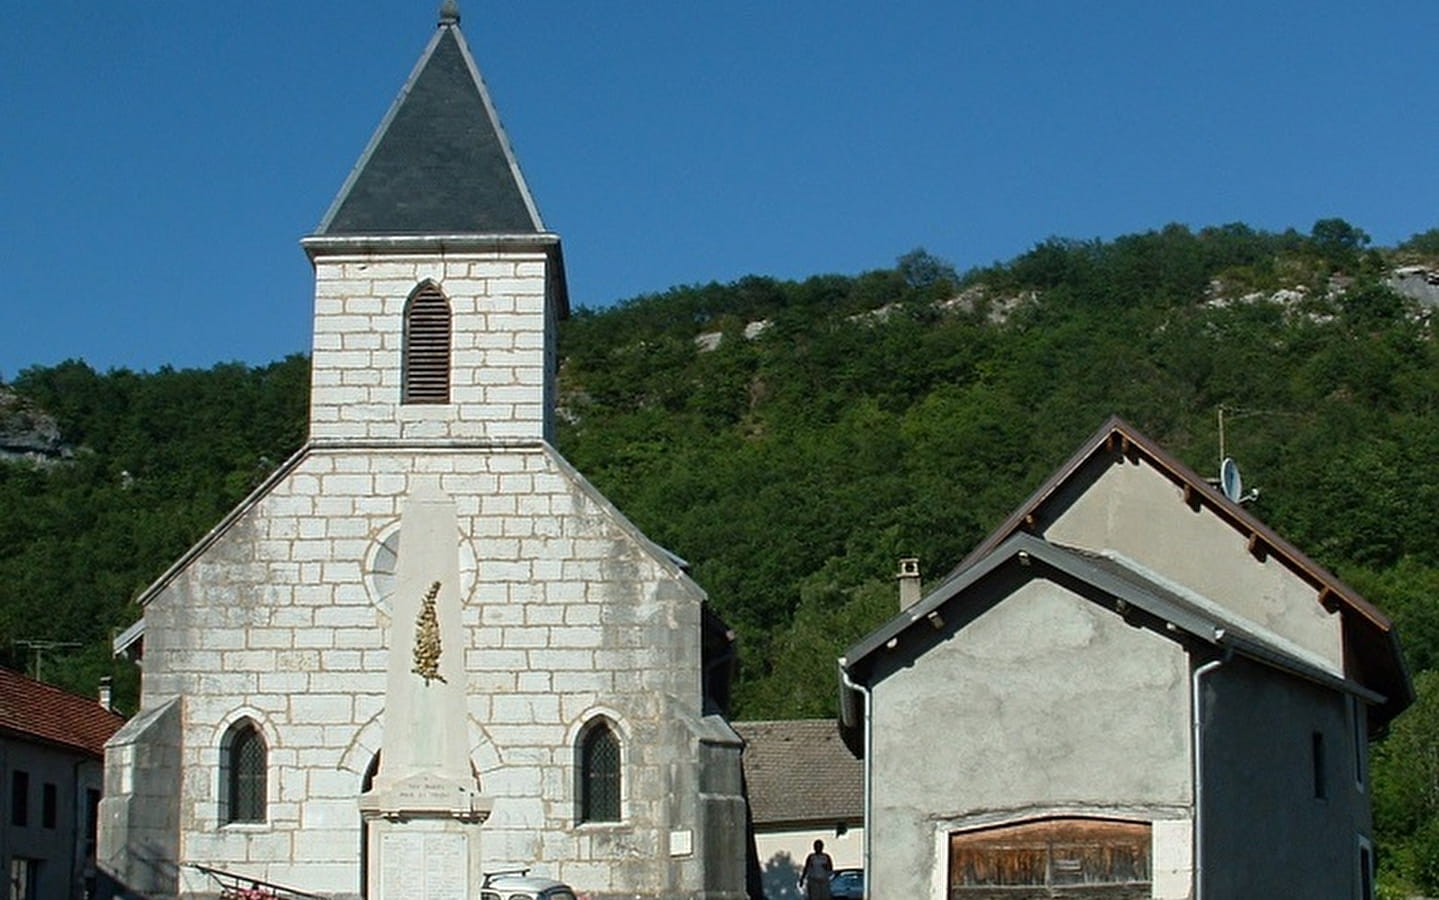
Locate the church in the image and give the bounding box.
[99,5,748,899]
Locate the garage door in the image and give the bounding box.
[949,817,1151,899]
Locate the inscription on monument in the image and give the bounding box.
[381,831,466,900]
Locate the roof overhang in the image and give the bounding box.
[300,233,569,319]
[113,617,145,660]
[839,533,1391,749]
[943,416,1413,723]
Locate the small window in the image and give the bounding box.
[402,281,452,404]
[11,771,29,827]
[41,783,57,829]
[578,719,621,824]
[222,720,267,824]
[9,857,39,900]
[1313,731,1327,800]
[1352,697,1368,788]
[85,789,101,860]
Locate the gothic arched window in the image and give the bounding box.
[403,281,452,404]
[221,720,267,824]
[577,719,621,824]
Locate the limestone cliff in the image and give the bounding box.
[0,385,68,462]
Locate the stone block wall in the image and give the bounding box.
[100,698,183,897]
[308,250,558,444]
[129,443,735,898]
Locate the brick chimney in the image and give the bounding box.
[898,557,922,610]
[98,676,113,712]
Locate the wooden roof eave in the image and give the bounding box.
[935,415,1410,724]
[950,416,1393,632]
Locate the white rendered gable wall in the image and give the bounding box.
[308,250,557,444]
[1041,454,1345,671]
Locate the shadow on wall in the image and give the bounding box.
[93,868,153,900]
[96,840,178,900]
[762,850,802,900]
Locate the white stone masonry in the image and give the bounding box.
[139,445,712,897]
[309,251,557,444]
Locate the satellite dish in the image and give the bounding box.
[1219,457,1243,503]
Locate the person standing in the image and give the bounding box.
[799,839,834,900]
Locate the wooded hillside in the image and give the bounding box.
[4,218,1439,891]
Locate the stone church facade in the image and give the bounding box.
[99,7,746,899]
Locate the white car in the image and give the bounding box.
[479,871,579,900]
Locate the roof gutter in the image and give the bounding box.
[300,232,561,259]
[1192,644,1232,900]
[838,661,872,899]
[299,233,570,318]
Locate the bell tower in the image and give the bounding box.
[300,1,567,447]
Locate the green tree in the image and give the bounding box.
[1310,217,1371,273]
[1373,672,1439,893]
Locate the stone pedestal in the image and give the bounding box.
[360,774,492,900]
[360,479,493,900]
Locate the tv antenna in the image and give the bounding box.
[13,640,81,682]
[1219,457,1241,501]
[1215,406,1264,504]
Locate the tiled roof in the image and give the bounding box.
[735,719,861,827]
[316,19,543,236]
[0,668,125,757]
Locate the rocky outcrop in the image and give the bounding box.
[0,385,68,463]
[1388,266,1439,307]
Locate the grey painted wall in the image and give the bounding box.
[1199,655,1371,899]
[1,736,105,900]
[866,572,1193,896]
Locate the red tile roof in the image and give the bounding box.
[0,668,126,757]
[735,719,862,827]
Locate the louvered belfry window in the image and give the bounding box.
[579,720,621,823]
[403,282,452,404]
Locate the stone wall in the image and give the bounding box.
[307,248,558,445]
[100,697,183,897]
[124,442,741,898]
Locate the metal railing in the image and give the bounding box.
[189,864,327,900]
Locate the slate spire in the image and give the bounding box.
[315,5,545,236]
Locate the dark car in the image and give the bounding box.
[829,868,863,900]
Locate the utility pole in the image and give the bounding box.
[13,640,80,682]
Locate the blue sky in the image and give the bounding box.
[3,2,1437,378]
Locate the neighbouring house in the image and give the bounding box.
[838,416,1411,900]
[98,6,747,899]
[1,667,125,900]
[734,720,862,899]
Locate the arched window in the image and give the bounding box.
[577,719,621,824]
[402,281,452,404]
[221,720,267,824]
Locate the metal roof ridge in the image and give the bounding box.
[1084,545,1341,679]
[842,533,1384,703]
